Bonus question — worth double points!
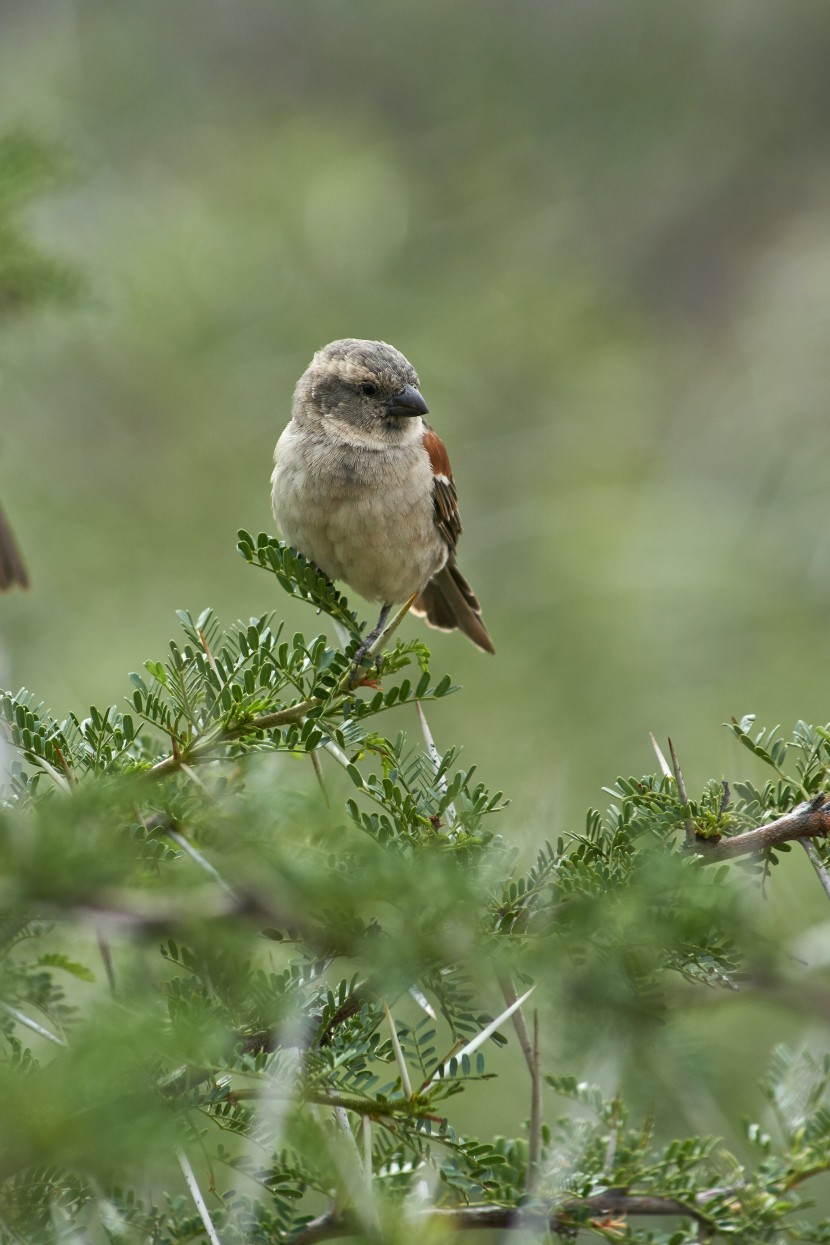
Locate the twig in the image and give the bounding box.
[362,1115,372,1194]
[603,1101,619,1177]
[527,1009,542,1196]
[197,628,222,683]
[245,702,315,731]
[177,1150,223,1245]
[497,973,544,1195]
[77,883,333,955]
[148,702,312,778]
[218,1086,446,1123]
[497,973,535,1077]
[149,597,417,781]
[497,976,543,1195]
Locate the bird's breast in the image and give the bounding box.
[271,427,447,603]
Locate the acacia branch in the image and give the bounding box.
[147,601,417,780]
[71,883,341,961]
[289,1159,830,1243]
[221,1086,443,1123]
[497,974,535,1075]
[148,701,313,777]
[694,796,830,862]
[289,1189,712,1244]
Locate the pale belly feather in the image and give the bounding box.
[272,427,447,604]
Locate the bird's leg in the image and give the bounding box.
[351,603,392,681]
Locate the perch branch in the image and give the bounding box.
[148,597,416,780]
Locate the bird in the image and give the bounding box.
[0,503,28,592]
[271,338,494,664]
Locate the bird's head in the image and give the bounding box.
[292,338,429,447]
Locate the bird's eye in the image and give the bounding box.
[360,381,378,397]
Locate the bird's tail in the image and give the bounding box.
[412,558,494,654]
[0,505,28,591]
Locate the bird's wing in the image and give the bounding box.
[423,428,462,552]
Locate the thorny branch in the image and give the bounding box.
[148,700,312,777]
[289,1189,716,1244]
[694,794,830,862]
[28,800,830,951]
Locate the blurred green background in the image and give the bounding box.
[3,0,830,833]
[1,0,830,1193]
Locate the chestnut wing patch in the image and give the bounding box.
[423,428,462,551]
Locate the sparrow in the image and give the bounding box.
[271,338,494,660]
[0,503,28,591]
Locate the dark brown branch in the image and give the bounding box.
[695,796,830,862]
[71,882,342,961]
[669,970,830,1022]
[289,1189,711,1244]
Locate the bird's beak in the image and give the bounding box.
[386,383,429,417]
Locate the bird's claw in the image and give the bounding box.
[348,646,383,689]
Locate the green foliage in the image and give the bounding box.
[2,547,830,1242]
[0,130,81,315]
[237,531,362,646]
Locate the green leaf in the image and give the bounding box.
[346,764,364,788]
[37,954,95,982]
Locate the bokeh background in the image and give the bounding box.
[2,0,830,1172]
